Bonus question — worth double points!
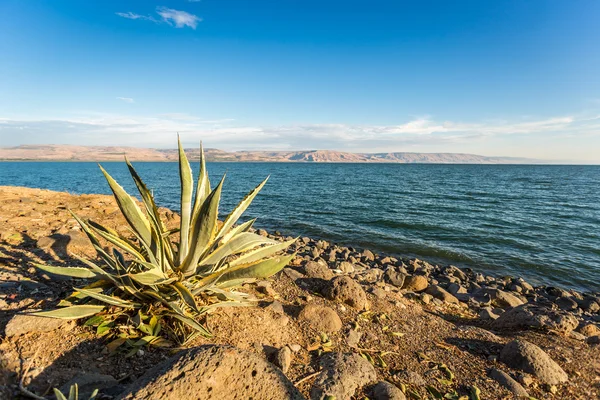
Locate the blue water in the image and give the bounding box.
[1,162,599,292]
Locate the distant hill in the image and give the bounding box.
[0,144,540,164]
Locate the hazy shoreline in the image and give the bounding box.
[0,144,555,164]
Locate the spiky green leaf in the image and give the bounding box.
[77,288,137,308]
[177,135,194,263]
[229,238,296,267]
[98,164,151,246]
[200,232,276,267]
[33,263,96,278]
[31,305,105,319]
[220,253,294,283]
[215,177,268,241]
[180,176,225,275]
[165,312,212,337]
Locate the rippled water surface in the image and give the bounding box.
[1,162,599,291]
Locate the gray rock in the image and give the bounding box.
[578,296,600,313]
[362,249,375,261]
[275,346,293,373]
[491,304,578,333]
[338,261,355,274]
[298,304,343,333]
[283,268,305,281]
[372,381,406,400]
[447,283,467,295]
[310,352,377,400]
[370,287,387,299]
[569,331,586,341]
[402,275,429,292]
[588,335,600,345]
[546,286,569,299]
[324,276,369,310]
[474,288,524,309]
[384,268,406,288]
[311,248,321,259]
[5,313,74,337]
[499,340,568,385]
[425,285,459,304]
[479,307,500,321]
[396,370,426,386]
[346,329,363,348]
[304,261,334,280]
[289,344,302,352]
[118,345,305,400]
[361,268,384,283]
[267,300,285,314]
[555,296,578,311]
[489,368,529,398]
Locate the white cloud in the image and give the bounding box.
[116,97,135,104]
[116,7,201,29]
[1,112,599,161]
[156,7,202,29]
[115,12,155,22]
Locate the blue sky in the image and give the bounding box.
[1,1,599,161]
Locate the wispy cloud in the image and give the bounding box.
[115,12,155,22]
[156,7,202,29]
[1,112,599,160]
[116,97,135,104]
[116,7,201,29]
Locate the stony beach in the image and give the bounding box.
[1,185,599,399]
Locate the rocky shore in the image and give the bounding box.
[1,186,599,399]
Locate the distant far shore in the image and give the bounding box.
[0,144,575,164]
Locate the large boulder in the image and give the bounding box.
[491,304,578,333]
[499,340,568,385]
[297,304,343,333]
[323,276,368,310]
[118,345,305,400]
[310,352,377,400]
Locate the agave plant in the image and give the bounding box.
[33,137,295,342]
[54,384,98,400]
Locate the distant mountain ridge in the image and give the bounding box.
[0,144,540,164]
